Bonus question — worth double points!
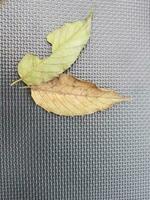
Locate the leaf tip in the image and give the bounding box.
[124,96,131,102]
[89,10,94,17]
[119,96,131,103]
[86,10,93,20]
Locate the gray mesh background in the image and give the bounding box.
[1,0,150,199]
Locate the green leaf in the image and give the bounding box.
[17,12,93,85]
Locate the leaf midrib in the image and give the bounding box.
[32,88,123,100]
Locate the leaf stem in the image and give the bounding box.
[19,86,31,89]
[10,79,22,86]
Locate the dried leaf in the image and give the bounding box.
[31,74,127,116]
[16,12,92,86]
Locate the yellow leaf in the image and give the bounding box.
[31,74,128,116]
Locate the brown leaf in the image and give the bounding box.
[31,74,128,116]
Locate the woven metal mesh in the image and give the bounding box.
[1,0,150,199]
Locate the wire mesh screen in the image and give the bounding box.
[1,0,150,199]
